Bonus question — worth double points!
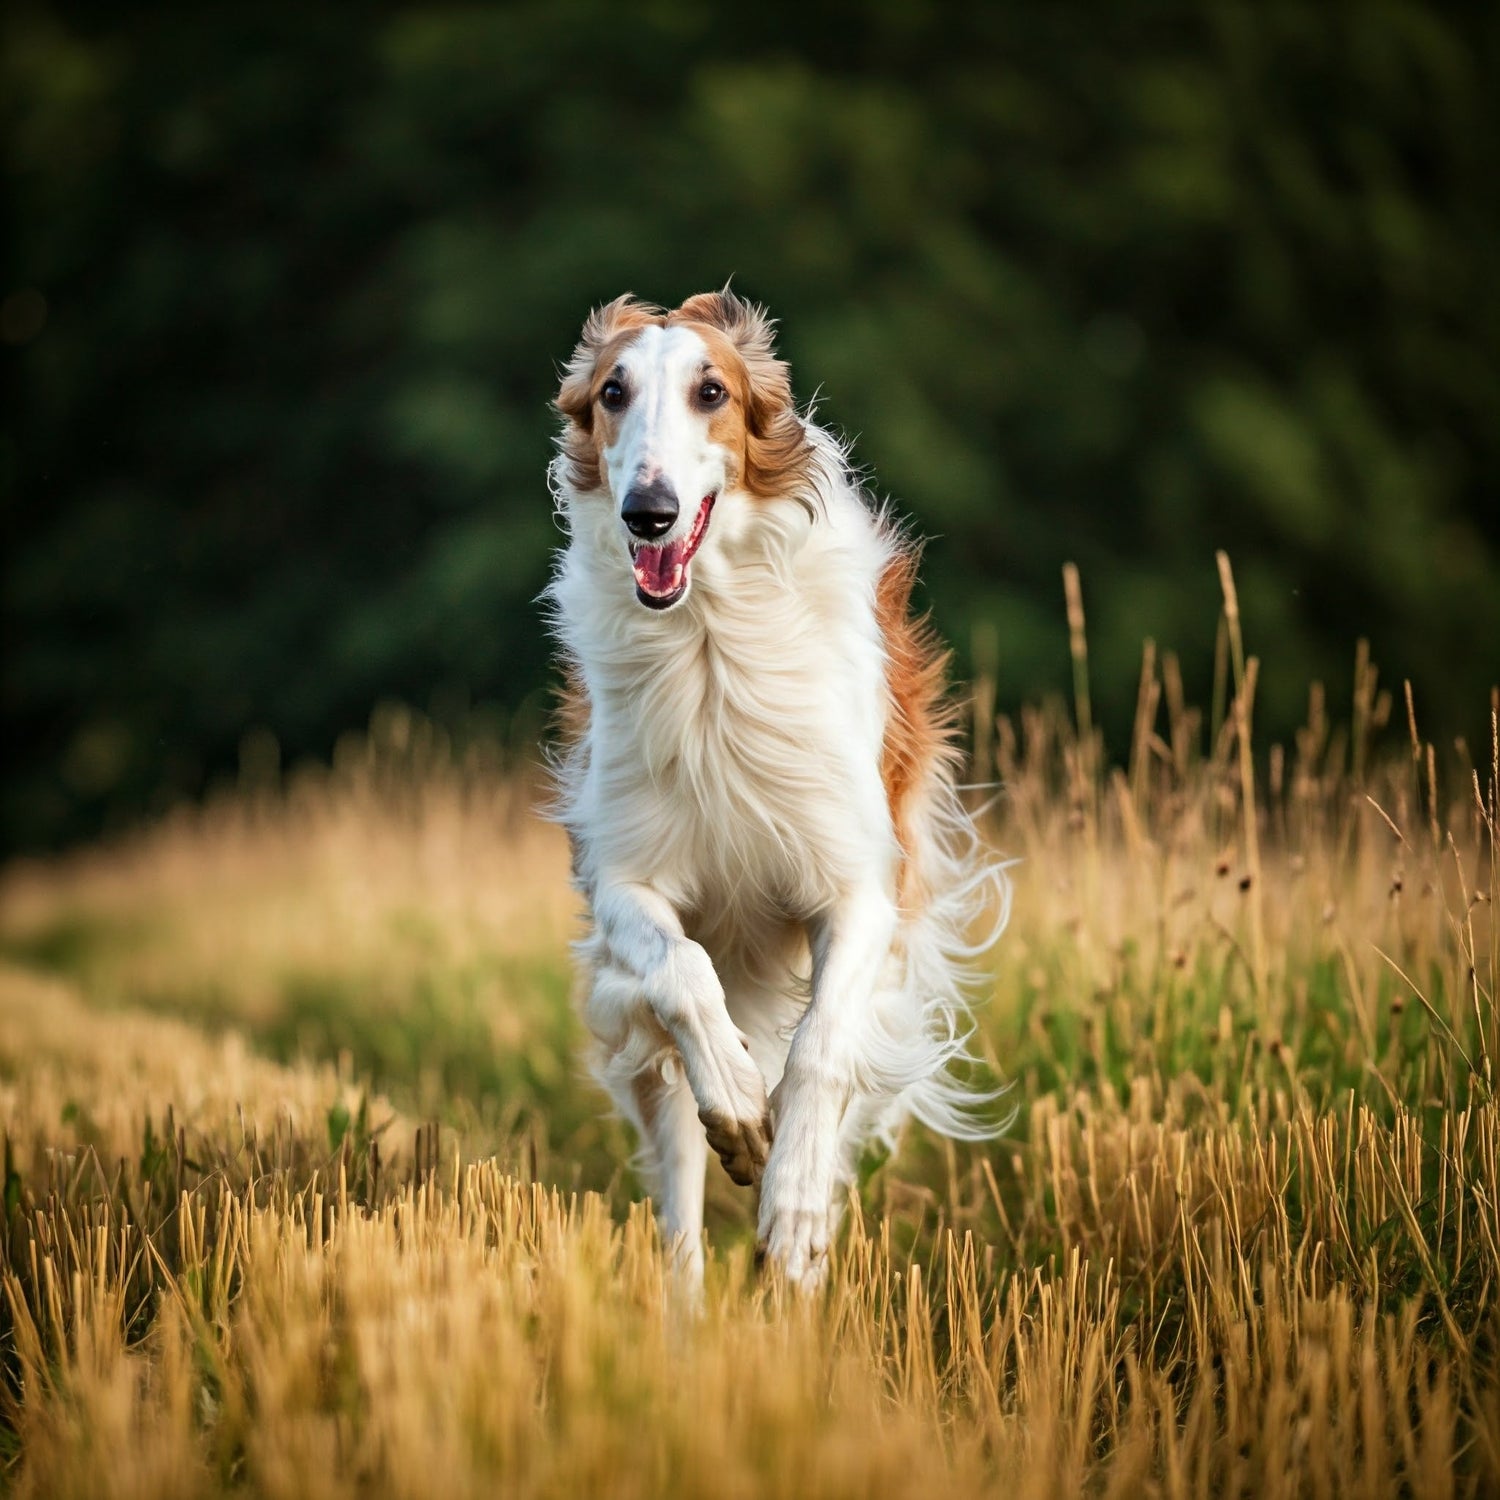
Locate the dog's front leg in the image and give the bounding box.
[594,880,772,1186]
[759,885,897,1287]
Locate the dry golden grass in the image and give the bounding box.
[1,579,1497,1497]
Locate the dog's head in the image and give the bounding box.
[555,290,813,611]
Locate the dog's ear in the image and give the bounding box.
[556,294,658,431]
[677,288,812,497]
[674,289,790,437]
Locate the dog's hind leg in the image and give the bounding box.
[629,1060,709,1283]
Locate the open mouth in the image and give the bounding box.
[629,494,715,610]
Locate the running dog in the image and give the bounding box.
[545,289,1008,1287]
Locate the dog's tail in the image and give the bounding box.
[857,779,1015,1146]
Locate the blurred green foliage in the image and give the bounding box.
[4,2,1497,849]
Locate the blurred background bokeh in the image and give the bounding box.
[4,2,1497,852]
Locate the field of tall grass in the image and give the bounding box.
[1,564,1497,1497]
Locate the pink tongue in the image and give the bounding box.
[633,537,689,596]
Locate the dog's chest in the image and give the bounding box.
[590,603,889,914]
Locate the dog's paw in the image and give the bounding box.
[699,1098,772,1187]
[755,1199,832,1290]
[694,1019,772,1186]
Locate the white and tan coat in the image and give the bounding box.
[545,290,1009,1286]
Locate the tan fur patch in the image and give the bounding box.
[553,663,592,881]
[875,545,960,910]
[667,293,813,498]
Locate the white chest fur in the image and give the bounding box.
[551,476,900,929]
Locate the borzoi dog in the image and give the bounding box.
[545,289,1008,1287]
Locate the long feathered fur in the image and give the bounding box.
[545,384,1010,1148]
[543,291,1012,1285]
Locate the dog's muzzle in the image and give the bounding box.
[628,493,716,611]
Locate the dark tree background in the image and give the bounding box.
[4,2,1497,851]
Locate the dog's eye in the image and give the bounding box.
[600,379,626,410]
[698,380,726,407]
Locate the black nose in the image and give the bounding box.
[621,477,679,540]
